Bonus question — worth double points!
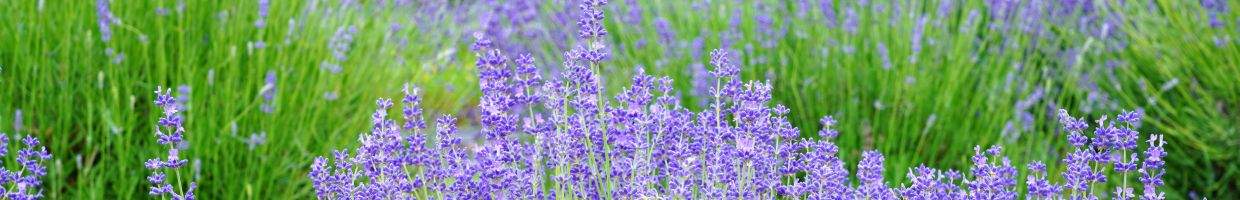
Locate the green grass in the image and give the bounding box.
[1,0,1237,199]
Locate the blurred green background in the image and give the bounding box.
[1,0,1236,199]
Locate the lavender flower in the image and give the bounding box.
[328,26,358,64]
[845,7,859,34]
[801,140,852,199]
[400,84,425,132]
[818,115,839,138]
[1201,0,1228,28]
[576,0,608,41]
[148,86,196,199]
[966,146,1017,199]
[900,165,962,199]
[910,16,928,63]
[0,133,53,199]
[819,0,837,27]
[1058,109,1088,146]
[260,70,276,114]
[96,0,125,64]
[857,150,895,199]
[256,0,270,28]
[104,48,124,64]
[1139,134,1166,200]
[709,49,740,78]
[878,42,892,70]
[245,132,266,150]
[653,17,676,46]
[156,7,170,16]
[1025,161,1060,197]
[755,3,778,48]
[96,0,115,43]
[175,85,191,111]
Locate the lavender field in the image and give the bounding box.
[1,0,1238,199]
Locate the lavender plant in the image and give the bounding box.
[0,133,53,199]
[147,87,197,200]
[308,50,1171,199]
[304,1,1171,199]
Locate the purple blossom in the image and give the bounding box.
[256,0,269,28]
[845,7,859,34]
[104,48,124,64]
[175,85,191,111]
[1140,135,1167,200]
[709,49,740,78]
[260,70,277,114]
[1025,161,1060,198]
[329,26,358,63]
[0,133,53,199]
[148,86,196,199]
[96,0,115,43]
[900,165,963,199]
[936,0,954,17]
[245,132,266,150]
[576,0,608,41]
[878,42,892,70]
[966,146,1017,199]
[1058,109,1089,146]
[755,3,778,48]
[156,7,170,16]
[818,115,839,138]
[801,140,852,198]
[819,0,837,27]
[1201,0,1228,28]
[857,150,895,199]
[910,16,928,63]
[653,17,676,46]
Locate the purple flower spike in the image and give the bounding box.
[148,86,195,199]
[818,115,839,138]
[96,0,115,43]
[967,146,1017,199]
[0,133,53,199]
[709,49,740,78]
[857,150,895,199]
[576,0,609,41]
[260,70,277,114]
[1140,135,1167,200]
[1025,161,1060,198]
[256,0,270,28]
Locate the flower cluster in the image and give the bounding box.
[0,132,53,199]
[147,87,197,200]
[260,70,277,114]
[307,1,1170,199]
[252,0,271,48]
[95,0,124,64]
[310,43,1170,199]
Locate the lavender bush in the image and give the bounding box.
[308,2,1168,199]
[308,47,1170,199]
